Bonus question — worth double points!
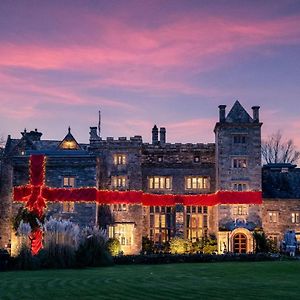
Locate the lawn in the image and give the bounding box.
[0,261,300,300]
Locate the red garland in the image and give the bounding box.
[29,228,43,256]
[16,155,46,254]
[13,154,263,254]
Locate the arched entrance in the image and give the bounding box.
[233,233,247,253]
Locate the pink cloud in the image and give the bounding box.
[1,14,299,72]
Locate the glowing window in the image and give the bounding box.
[292,213,300,224]
[233,205,248,216]
[148,176,172,190]
[108,223,134,246]
[185,176,209,190]
[114,154,126,165]
[62,176,75,213]
[111,176,127,189]
[233,158,247,169]
[268,212,278,223]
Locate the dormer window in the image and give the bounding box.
[58,127,81,150]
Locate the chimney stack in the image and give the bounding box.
[252,106,260,122]
[89,126,100,141]
[152,125,159,145]
[218,105,226,123]
[160,127,166,145]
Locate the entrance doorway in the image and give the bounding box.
[233,233,247,253]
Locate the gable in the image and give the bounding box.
[58,127,81,150]
[226,100,253,123]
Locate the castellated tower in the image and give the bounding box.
[214,101,262,253]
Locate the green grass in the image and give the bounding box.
[1,261,300,300]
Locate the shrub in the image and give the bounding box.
[169,237,191,254]
[107,238,121,256]
[0,249,11,271]
[142,236,154,254]
[40,217,80,268]
[76,226,113,267]
[202,236,218,254]
[14,244,40,270]
[253,230,279,253]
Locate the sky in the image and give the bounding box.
[0,0,300,146]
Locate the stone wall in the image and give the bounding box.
[98,204,143,254]
[0,160,13,249]
[262,199,300,246]
[142,143,215,194]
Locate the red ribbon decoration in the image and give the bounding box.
[13,154,262,254]
[18,155,46,254]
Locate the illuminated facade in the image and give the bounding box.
[1,101,300,255]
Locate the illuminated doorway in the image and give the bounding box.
[233,233,247,253]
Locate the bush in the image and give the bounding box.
[40,218,79,268]
[253,230,278,253]
[76,226,113,267]
[13,244,40,270]
[142,236,154,254]
[202,236,218,254]
[0,249,11,271]
[169,237,192,254]
[107,238,121,256]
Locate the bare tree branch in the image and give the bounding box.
[262,130,300,165]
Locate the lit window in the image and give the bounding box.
[148,176,172,190]
[185,206,207,241]
[292,213,300,224]
[185,176,209,190]
[157,156,163,162]
[233,205,248,216]
[149,206,173,243]
[108,223,134,246]
[113,154,126,165]
[112,204,127,212]
[233,158,247,169]
[61,141,77,149]
[233,135,246,144]
[232,183,248,191]
[268,212,278,223]
[63,177,75,187]
[111,176,127,189]
[62,176,75,213]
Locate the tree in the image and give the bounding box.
[262,131,300,165]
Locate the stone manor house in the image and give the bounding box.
[1,101,300,255]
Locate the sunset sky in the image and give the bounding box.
[0,0,300,146]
